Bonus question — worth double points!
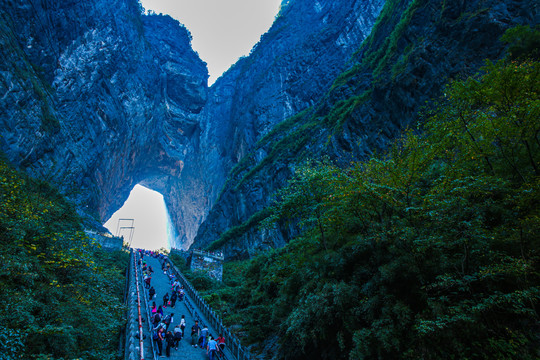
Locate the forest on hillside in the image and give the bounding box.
[0,157,129,359]
[172,26,540,360]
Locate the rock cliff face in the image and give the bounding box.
[1,0,386,248]
[0,0,207,238]
[191,0,538,258]
[146,0,387,248]
[186,0,386,250]
[1,0,536,254]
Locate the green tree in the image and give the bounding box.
[171,28,540,360]
[0,158,129,360]
[265,158,347,250]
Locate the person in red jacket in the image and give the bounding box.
[216,333,226,352]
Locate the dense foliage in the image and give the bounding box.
[0,158,129,359]
[187,53,539,359]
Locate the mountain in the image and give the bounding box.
[1,1,538,358]
[0,0,537,256]
[1,0,208,239]
[191,0,538,258]
[0,0,385,248]
[187,0,386,251]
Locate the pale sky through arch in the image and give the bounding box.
[140,0,282,85]
[104,185,172,251]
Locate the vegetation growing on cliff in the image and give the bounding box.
[187,50,540,359]
[0,157,128,360]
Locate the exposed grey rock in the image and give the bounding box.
[6,0,382,249]
[1,0,535,258]
[189,0,386,252]
[190,0,538,258]
[0,0,208,243]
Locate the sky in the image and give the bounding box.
[140,0,282,85]
[104,185,172,250]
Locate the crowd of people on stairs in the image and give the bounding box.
[138,249,226,360]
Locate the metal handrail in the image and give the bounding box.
[136,252,158,359]
[162,255,251,360]
[124,250,134,360]
[132,252,145,360]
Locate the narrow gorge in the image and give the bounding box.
[3,0,535,257]
[1,0,388,250]
[1,0,539,359]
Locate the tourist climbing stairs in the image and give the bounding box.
[124,250,252,360]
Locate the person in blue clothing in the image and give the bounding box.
[178,287,185,301]
[207,335,218,360]
[163,313,174,331]
[155,327,165,357]
[173,324,182,349]
[200,325,209,349]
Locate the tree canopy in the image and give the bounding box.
[188,39,540,359]
[0,157,129,360]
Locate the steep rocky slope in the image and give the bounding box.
[1,0,536,254]
[0,0,207,237]
[187,0,386,249]
[192,0,538,258]
[0,0,386,248]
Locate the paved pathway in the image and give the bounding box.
[140,255,208,360]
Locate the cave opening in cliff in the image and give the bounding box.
[103,184,175,251]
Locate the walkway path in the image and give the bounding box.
[139,255,208,360]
